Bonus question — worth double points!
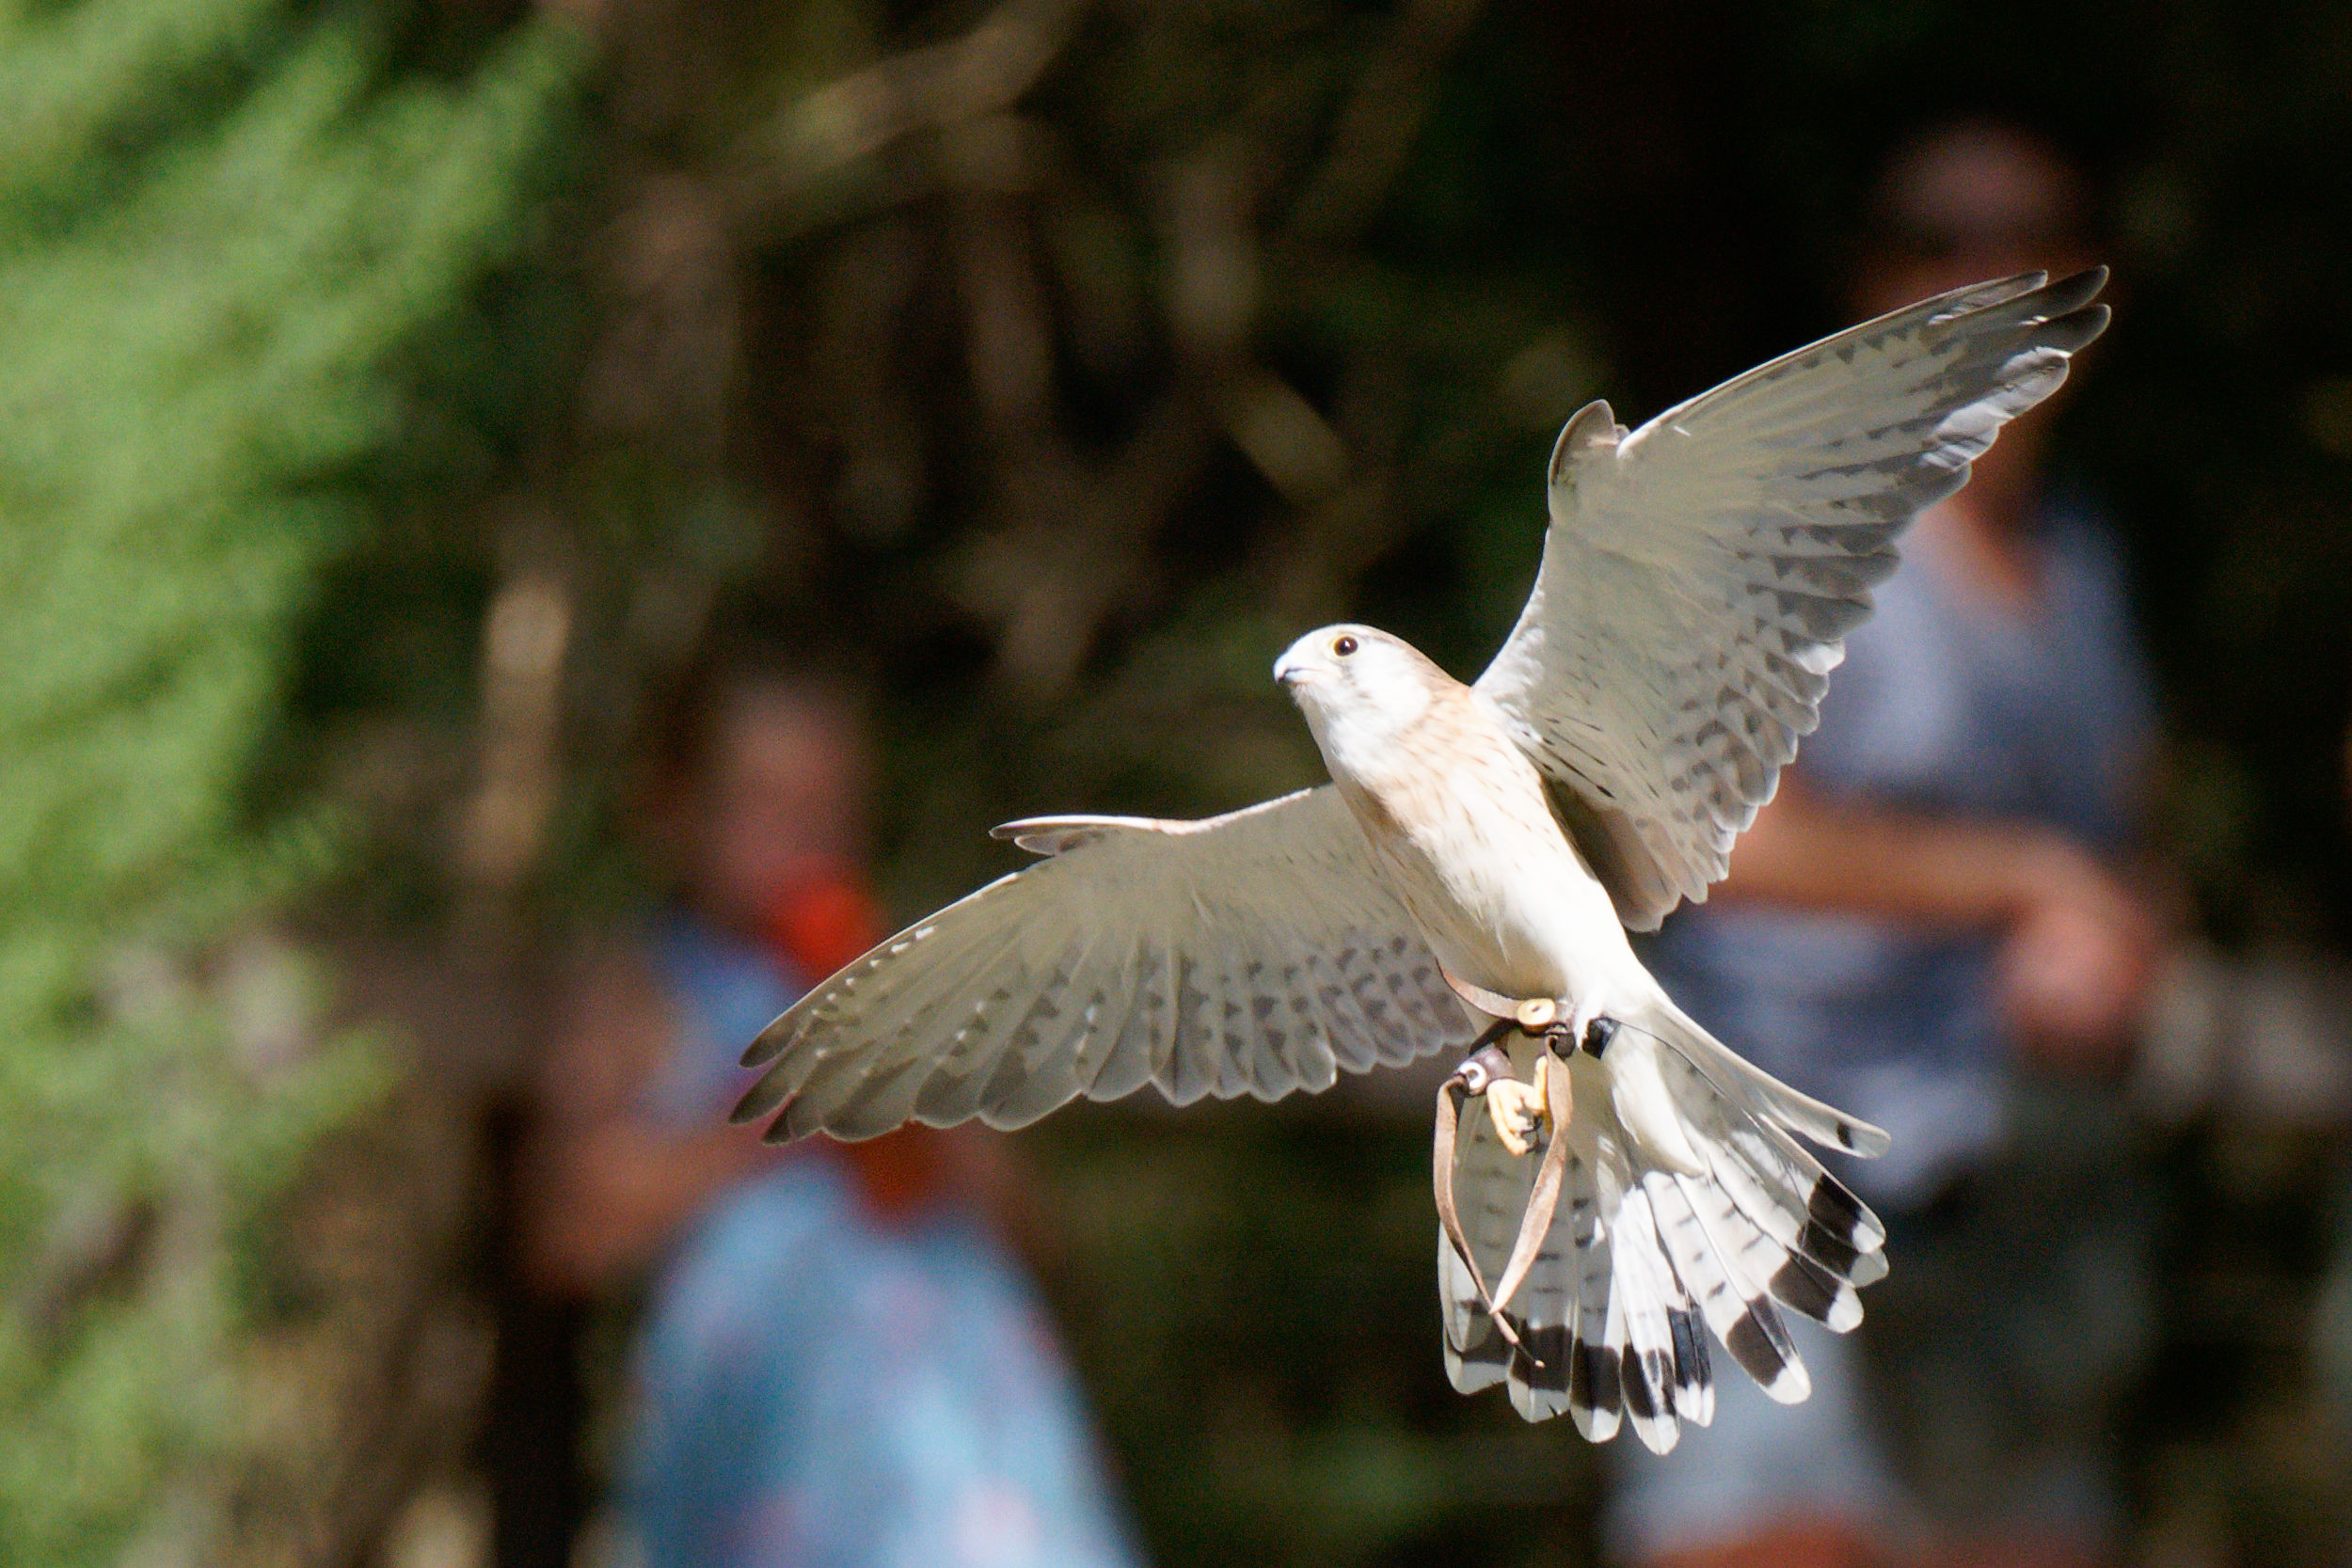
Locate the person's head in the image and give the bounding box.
[1851,119,2097,316]
[1851,119,2102,519]
[650,650,872,941]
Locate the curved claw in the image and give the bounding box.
[1485,1076,1546,1158]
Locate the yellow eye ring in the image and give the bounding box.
[1334,635,1359,656]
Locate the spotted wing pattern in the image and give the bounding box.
[733,785,1480,1140]
[1477,269,2111,928]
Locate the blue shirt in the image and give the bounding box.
[625,915,1145,1568]
[1645,506,2153,1208]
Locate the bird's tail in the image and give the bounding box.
[1438,1004,1888,1453]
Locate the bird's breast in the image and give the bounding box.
[1331,721,1629,1001]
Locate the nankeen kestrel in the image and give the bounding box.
[732,270,2111,1451]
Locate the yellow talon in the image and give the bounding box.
[1484,1053,1562,1158]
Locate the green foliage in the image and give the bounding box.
[0,0,580,1558]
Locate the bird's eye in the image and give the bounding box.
[1333,635,1359,657]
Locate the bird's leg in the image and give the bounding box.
[1464,1010,1519,1056]
[1485,1058,1548,1158]
[1434,974,1590,1157]
[1486,1042,1580,1324]
[1487,1048,1583,1158]
[1484,997,1570,1157]
[1432,1015,1591,1354]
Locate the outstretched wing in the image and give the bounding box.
[1476,269,2111,929]
[732,784,1480,1140]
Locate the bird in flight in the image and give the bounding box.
[733,269,2110,1452]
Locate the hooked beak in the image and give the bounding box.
[1273,656,1315,690]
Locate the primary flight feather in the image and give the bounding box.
[733,268,2111,1451]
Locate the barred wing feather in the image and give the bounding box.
[732,784,1480,1140]
[1477,268,2111,928]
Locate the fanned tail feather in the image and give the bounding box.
[1651,1041,1889,1284]
[1616,1187,1708,1449]
[1658,999,1892,1158]
[1566,1187,1622,1443]
[1645,1170,1801,1403]
[1436,1011,1886,1445]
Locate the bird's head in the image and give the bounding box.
[1273,624,1446,757]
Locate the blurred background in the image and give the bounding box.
[5,0,2352,1564]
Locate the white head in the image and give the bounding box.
[1272,624,1446,761]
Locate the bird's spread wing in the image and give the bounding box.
[732,784,1480,1140]
[1474,269,2111,929]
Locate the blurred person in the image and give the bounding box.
[1603,121,2167,1568]
[524,639,1143,1568]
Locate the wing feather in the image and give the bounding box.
[1476,268,2111,927]
[734,785,1480,1139]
